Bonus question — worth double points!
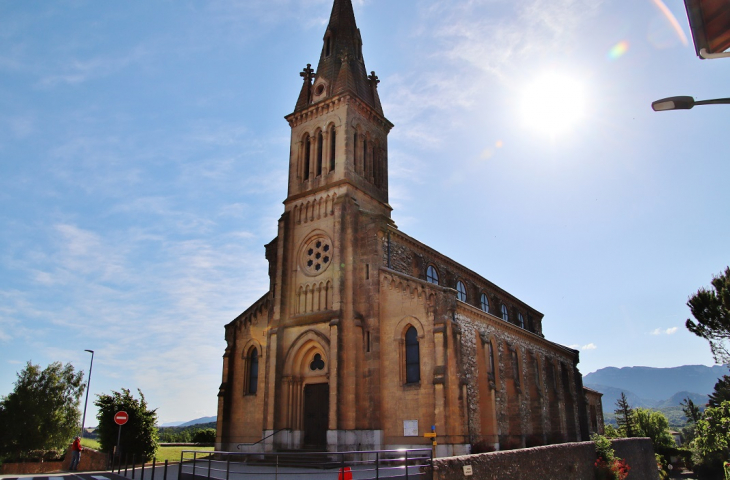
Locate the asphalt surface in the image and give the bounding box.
[1,463,427,480]
[0,473,131,480]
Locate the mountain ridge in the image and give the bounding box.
[583,365,726,401]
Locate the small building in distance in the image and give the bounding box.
[216,0,592,456]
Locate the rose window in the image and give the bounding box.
[301,236,333,275]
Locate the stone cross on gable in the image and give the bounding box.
[368,71,380,88]
[300,64,315,84]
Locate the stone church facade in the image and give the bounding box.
[216,0,593,456]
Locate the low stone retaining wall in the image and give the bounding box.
[0,444,109,475]
[428,438,659,480]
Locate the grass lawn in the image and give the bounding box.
[81,438,101,450]
[80,439,212,463]
[155,446,214,463]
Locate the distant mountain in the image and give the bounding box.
[583,365,727,401]
[160,421,184,427]
[584,385,710,411]
[584,385,653,409]
[658,391,709,409]
[178,416,217,427]
[584,366,719,428]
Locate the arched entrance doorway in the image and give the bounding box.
[283,331,330,449]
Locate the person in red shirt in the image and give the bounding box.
[70,436,83,471]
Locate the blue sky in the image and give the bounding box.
[1,0,728,425]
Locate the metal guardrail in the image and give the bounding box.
[177,448,433,480]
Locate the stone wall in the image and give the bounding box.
[0,445,109,475]
[428,438,659,480]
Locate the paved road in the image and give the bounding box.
[0,473,130,480]
[1,463,428,480]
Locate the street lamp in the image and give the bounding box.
[651,96,730,111]
[80,349,94,439]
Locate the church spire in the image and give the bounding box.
[293,0,383,115]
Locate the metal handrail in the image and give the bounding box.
[236,428,289,450]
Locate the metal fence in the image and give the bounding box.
[176,449,433,480]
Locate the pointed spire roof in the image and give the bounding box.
[293,0,383,115]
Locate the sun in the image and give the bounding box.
[519,71,586,138]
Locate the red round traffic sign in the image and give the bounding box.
[114,411,129,425]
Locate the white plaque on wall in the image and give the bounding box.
[403,420,418,437]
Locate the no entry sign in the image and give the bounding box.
[114,411,129,425]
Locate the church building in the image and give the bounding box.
[216,0,593,456]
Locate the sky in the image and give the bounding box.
[1,0,728,426]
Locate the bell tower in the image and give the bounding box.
[254,0,395,450]
[284,0,393,212]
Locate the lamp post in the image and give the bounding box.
[652,95,730,111]
[80,349,94,439]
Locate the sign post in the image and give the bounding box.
[424,425,437,458]
[114,411,129,461]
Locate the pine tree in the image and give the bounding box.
[681,397,703,443]
[686,267,730,364]
[708,375,730,407]
[681,398,702,423]
[614,392,636,437]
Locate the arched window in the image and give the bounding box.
[303,135,311,181]
[405,326,420,384]
[518,313,525,329]
[501,304,509,321]
[456,281,467,302]
[248,348,259,395]
[325,36,332,57]
[426,265,439,285]
[316,131,323,176]
[362,138,368,176]
[480,293,490,313]
[329,126,336,172]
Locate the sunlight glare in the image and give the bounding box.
[520,72,586,138]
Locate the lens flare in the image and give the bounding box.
[650,0,689,46]
[608,41,630,60]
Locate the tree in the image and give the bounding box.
[686,267,730,364]
[693,401,730,458]
[95,389,158,461]
[192,428,216,444]
[603,424,623,439]
[681,398,702,424]
[632,408,675,452]
[708,375,730,407]
[0,361,85,457]
[615,392,636,438]
[681,397,703,443]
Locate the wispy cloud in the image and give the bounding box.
[382,0,603,155]
[651,327,678,336]
[568,343,598,351]
[37,45,149,88]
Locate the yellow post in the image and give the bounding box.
[424,428,437,458]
